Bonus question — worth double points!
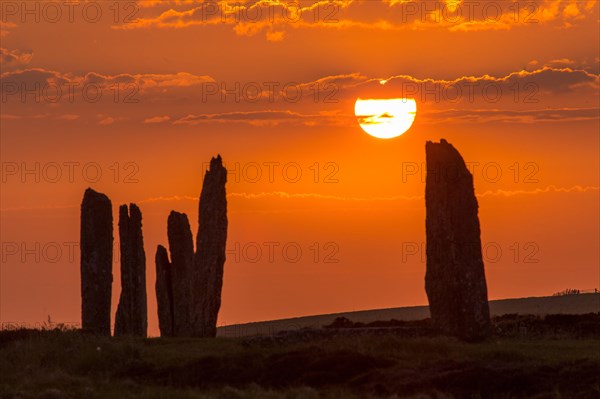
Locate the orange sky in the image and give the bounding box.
[1,0,599,336]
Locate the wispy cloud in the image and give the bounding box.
[422,107,600,124]
[143,115,171,124]
[172,110,349,127]
[2,65,597,126]
[477,185,600,198]
[0,48,33,71]
[2,185,597,213]
[121,0,599,39]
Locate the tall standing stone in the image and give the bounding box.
[155,155,228,338]
[194,155,228,337]
[115,203,148,337]
[167,211,195,336]
[155,245,174,337]
[425,139,491,341]
[80,188,113,336]
[154,211,196,337]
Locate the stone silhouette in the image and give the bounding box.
[168,211,195,336]
[114,203,148,337]
[155,245,174,337]
[155,155,228,337]
[194,155,228,337]
[425,139,491,341]
[80,188,113,336]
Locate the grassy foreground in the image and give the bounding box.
[0,326,599,399]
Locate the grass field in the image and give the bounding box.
[1,314,599,399]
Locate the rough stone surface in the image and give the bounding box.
[154,155,228,337]
[167,211,195,336]
[114,203,148,337]
[194,155,228,337]
[155,245,174,337]
[425,139,491,341]
[80,188,113,336]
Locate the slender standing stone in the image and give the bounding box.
[425,139,491,341]
[167,211,195,337]
[114,203,148,337]
[155,245,174,337]
[194,155,228,337]
[80,188,113,336]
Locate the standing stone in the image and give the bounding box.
[155,155,228,338]
[194,155,228,337]
[167,211,195,336]
[155,245,174,337]
[80,188,113,336]
[114,204,148,337]
[425,139,491,341]
[154,211,195,337]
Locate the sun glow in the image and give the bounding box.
[354,98,417,139]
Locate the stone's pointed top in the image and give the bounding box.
[156,244,168,255]
[426,138,449,146]
[209,154,225,171]
[118,205,130,225]
[80,187,113,336]
[119,204,142,223]
[425,139,467,172]
[168,210,189,220]
[205,155,227,185]
[166,212,193,247]
[83,188,111,203]
[115,199,147,338]
[128,203,142,218]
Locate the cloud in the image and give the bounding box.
[138,195,196,203]
[421,107,600,124]
[144,115,171,123]
[56,114,80,121]
[230,185,600,201]
[97,115,127,125]
[0,114,22,120]
[529,57,599,74]
[547,58,575,66]
[3,185,597,213]
[0,48,33,71]
[1,69,214,91]
[173,109,347,127]
[2,66,597,126]
[227,191,423,201]
[360,67,599,100]
[0,21,16,37]
[265,30,285,41]
[136,0,201,7]
[136,185,600,206]
[0,69,216,106]
[478,185,600,198]
[98,116,116,125]
[121,0,599,38]
[80,71,214,88]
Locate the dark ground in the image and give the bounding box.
[1,314,599,399]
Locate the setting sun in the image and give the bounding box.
[355,98,417,139]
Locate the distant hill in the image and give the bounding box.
[217,293,599,338]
